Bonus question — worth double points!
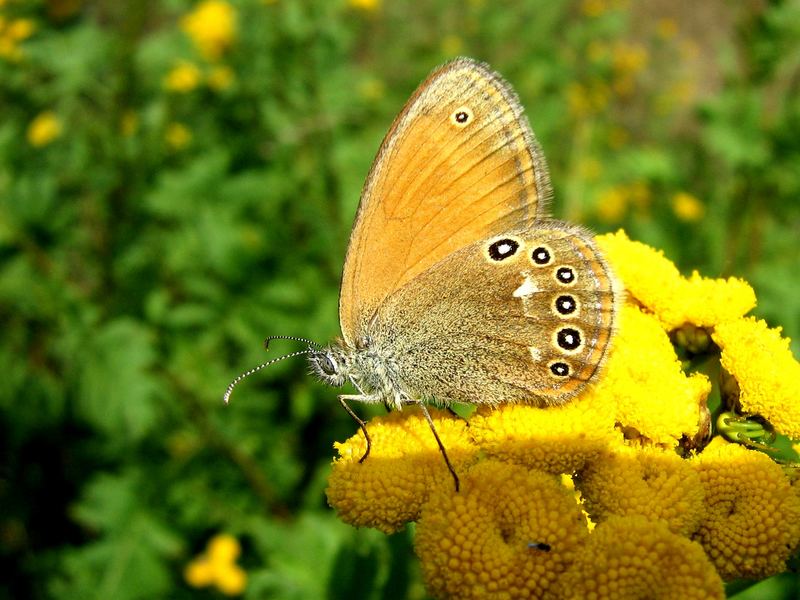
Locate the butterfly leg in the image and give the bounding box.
[338,395,372,464]
[417,402,460,493]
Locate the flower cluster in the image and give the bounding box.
[326,230,800,598]
[0,9,35,62]
[184,533,247,596]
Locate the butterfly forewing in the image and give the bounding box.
[340,58,552,344]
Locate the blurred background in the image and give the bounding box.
[1,0,798,598]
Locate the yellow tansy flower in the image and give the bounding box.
[27,111,62,147]
[577,443,705,536]
[415,461,589,599]
[584,304,710,447]
[551,516,724,599]
[712,317,800,439]
[164,61,202,92]
[348,0,381,10]
[326,408,478,533]
[207,65,235,91]
[596,230,756,330]
[6,18,36,41]
[165,122,192,150]
[468,400,616,475]
[184,533,247,596]
[181,0,237,61]
[672,191,705,222]
[691,438,800,580]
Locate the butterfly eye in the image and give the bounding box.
[450,106,474,127]
[318,354,338,377]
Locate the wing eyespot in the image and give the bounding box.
[450,106,474,127]
[486,237,522,262]
[549,361,571,378]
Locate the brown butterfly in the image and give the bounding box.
[225,58,621,490]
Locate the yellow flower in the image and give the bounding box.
[357,76,385,102]
[612,41,648,76]
[184,534,247,596]
[551,516,724,599]
[27,111,62,147]
[468,400,616,475]
[656,17,678,40]
[164,60,202,92]
[596,230,756,330]
[595,186,628,222]
[415,461,589,599]
[348,0,380,10]
[326,408,478,533]
[672,191,705,222]
[181,0,237,60]
[712,317,800,439]
[577,443,706,536]
[691,438,800,580]
[120,111,138,137]
[207,65,235,91]
[584,304,710,447]
[580,0,609,17]
[165,122,192,150]
[440,34,463,56]
[6,18,36,41]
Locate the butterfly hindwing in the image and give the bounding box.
[373,222,619,405]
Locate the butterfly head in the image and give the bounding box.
[309,343,351,387]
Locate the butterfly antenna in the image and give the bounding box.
[264,335,320,351]
[223,350,313,404]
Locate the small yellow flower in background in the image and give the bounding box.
[672,191,705,222]
[164,60,202,92]
[326,408,477,533]
[691,438,800,580]
[551,516,724,599]
[357,76,385,102]
[27,111,62,147]
[415,461,589,599]
[181,0,237,61]
[348,0,380,10]
[656,17,678,40]
[580,0,609,18]
[577,444,705,536]
[165,122,192,150]
[184,533,247,596]
[440,34,463,56]
[6,18,35,41]
[612,41,648,76]
[207,64,235,91]
[713,317,800,439]
[120,111,138,137]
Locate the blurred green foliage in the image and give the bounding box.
[0,0,798,598]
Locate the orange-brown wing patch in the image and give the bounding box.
[339,58,552,343]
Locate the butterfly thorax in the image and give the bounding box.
[309,337,407,410]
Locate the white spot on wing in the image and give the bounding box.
[513,276,539,298]
[529,347,541,361]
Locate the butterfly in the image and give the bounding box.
[225,58,621,491]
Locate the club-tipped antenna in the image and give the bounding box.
[223,349,313,404]
[264,335,320,351]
